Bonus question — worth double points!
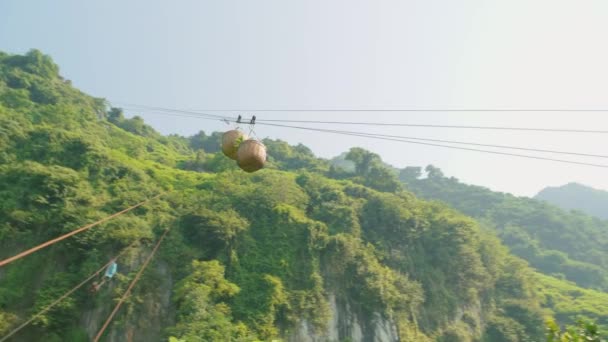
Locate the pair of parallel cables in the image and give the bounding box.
[115,103,608,169]
[0,194,167,342]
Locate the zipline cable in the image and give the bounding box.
[114,103,234,121]
[93,228,170,342]
[115,103,608,134]
[0,241,138,342]
[194,109,608,112]
[260,126,608,159]
[0,193,164,268]
[118,108,608,164]
[113,102,608,112]
[255,119,608,134]
[255,122,608,168]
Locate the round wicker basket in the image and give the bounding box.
[221,130,247,160]
[237,139,267,172]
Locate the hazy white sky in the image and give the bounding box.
[2,0,608,196]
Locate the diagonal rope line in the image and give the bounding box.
[93,228,170,342]
[256,122,608,168]
[277,127,608,159]
[0,241,138,342]
[0,193,164,268]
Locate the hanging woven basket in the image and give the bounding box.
[237,139,267,173]
[221,130,247,160]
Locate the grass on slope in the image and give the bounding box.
[535,272,608,332]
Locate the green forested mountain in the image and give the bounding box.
[400,166,608,291]
[0,50,605,342]
[536,182,608,220]
[399,165,608,333]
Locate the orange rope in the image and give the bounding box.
[93,228,170,342]
[0,193,164,268]
[0,241,137,342]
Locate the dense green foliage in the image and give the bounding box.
[546,319,606,342]
[398,165,608,333]
[536,182,608,220]
[0,50,605,341]
[535,274,608,335]
[167,260,255,341]
[400,166,608,291]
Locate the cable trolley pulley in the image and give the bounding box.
[221,114,267,172]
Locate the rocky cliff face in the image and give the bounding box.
[81,261,174,342]
[5,268,481,342]
[82,280,402,342]
[288,294,399,342]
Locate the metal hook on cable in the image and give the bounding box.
[233,115,243,129]
[248,115,257,137]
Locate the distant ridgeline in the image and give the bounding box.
[398,165,608,291]
[398,165,608,331]
[536,182,608,220]
[0,49,606,341]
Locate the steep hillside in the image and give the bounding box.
[400,165,608,291]
[534,273,608,330]
[536,182,608,220]
[396,165,608,333]
[0,50,602,342]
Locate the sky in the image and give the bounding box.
[1,0,608,196]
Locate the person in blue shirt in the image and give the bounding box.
[89,259,119,294]
[104,258,118,280]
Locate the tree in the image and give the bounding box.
[425,164,444,179]
[167,260,256,341]
[7,49,59,79]
[180,207,249,256]
[546,319,605,342]
[189,131,222,153]
[345,147,401,192]
[399,166,422,182]
[345,147,380,176]
[107,107,124,124]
